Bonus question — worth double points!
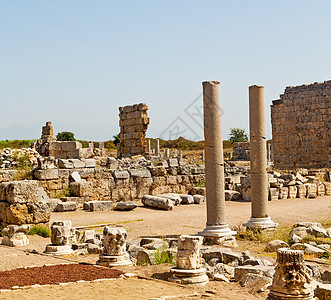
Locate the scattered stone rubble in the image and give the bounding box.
[0,147,40,169]
[1,224,30,247]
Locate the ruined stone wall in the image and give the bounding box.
[119,103,149,157]
[271,81,331,169]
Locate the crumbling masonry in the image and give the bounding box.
[271,81,331,169]
[118,103,149,157]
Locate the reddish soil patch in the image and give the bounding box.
[0,264,124,290]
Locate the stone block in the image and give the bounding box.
[269,188,279,201]
[305,183,317,198]
[68,159,85,169]
[55,201,77,212]
[89,201,114,211]
[58,159,74,169]
[84,159,96,168]
[234,265,275,282]
[70,181,93,197]
[114,201,137,211]
[33,169,59,180]
[70,171,81,182]
[193,195,205,204]
[278,187,288,199]
[112,170,130,180]
[3,180,39,204]
[179,194,194,204]
[225,190,241,201]
[141,195,174,211]
[297,184,307,198]
[128,169,151,178]
[168,158,179,167]
[317,184,325,196]
[44,198,62,212]
[288,185,297,198]
[61,141,82,152]
[324,182,331,195]
[106,157,118,169]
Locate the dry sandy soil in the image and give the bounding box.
[0,195,330,299]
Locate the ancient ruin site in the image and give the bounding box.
[1,2,331,300]
[0,80,329,300]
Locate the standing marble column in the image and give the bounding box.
[267,142,271,162]
[198,81,236,243]
[146,139,151,154]
[165,148,170,157]
[244,85,277,229]
[154,138,160,156]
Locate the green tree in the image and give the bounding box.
[229,128,248,143]
[113,134,120,146]
[56,131,75,141]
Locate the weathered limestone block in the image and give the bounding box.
[61,141,82,152]
[1,180,39,203]
[68,159,85,169]
[193,195,205,204]
[141,195,174,211]
[114,201,137,211]
[128,169,151,178]
[97,227,132,266]
[317,184,325,196]
[234,265,275,282]
[324,182,331,195]
[44,220,73,255]
[156,193,182,205]
[170,235,208,286]
[267,248,314,300]
[1,224,30,247]
[112,170,130,180]
[33,169,59,180]
[297,184,307,198]
[70,181,93,197]
[305,183,317,198]
[279,187,289,199]
[58,159,74,169]
[269,188,279,201]
[89,201,113,212]
[55,201,77,212]
[178,194,194,204]
[288,186,297,199]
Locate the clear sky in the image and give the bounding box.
[1,1,330,141]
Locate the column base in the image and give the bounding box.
[244,217,278,229]
[44,244,73,255]
[169,267,209,286]
[198,225,237,246]
[97,253,132,267]
[267,290,314,300]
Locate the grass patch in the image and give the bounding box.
[153,241,176,265]
[117,219,144,224]
[13,170,33,180]
[55,186,72,199]
[0,139,36,150]
[195,180,206,188]
[318,217,331,228]
[302,234,331,245]
[28,225,51,238]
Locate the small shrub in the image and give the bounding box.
[13,154,33,171]
[195,180,206,188]
[153,242,176,265]
[28,225,51,238]
[56,131,75,141]
[55,186,71,199]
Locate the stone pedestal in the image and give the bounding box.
[44,220,73,255]
[244,85,277,230]
[97,227,132,267]
[170,235,208,286]
[1,225,30,247]
[198,81,236,242]
[267,248,314,300]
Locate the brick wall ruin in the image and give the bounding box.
[271,81,331,169]
[118,103,149,157]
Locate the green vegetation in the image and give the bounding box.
[28,225,51,238]
[195,180,206,188]
[153,241,176,265]
[0,139,36,150]
[228,128,249,143]
[113,134,120,146]
[55,186,72,199]
[56,131,75,141]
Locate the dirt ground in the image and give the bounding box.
[0,195,330,299]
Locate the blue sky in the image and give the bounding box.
[1,1,330,141]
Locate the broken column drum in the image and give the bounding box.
[169,235,209,286]
[97,227,132,267]
[244,85,277,229]
[44,220,73,255]
[267,248,314,300]
[198,81,236,242]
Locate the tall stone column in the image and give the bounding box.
[244,85,277,229]
[198,81,236,243]
[146,139,151,153]
[155,138,160,156]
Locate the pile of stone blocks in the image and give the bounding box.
[0,180,50,228]
[32,121,57,156]
[271,81,331,169]
[118,103,149,157]
[232,142,250,160]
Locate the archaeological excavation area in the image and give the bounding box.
[0,80,330,300]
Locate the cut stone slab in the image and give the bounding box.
[70,181,93,197]
[193,195,205,204]
[112,170,130,180]
[84,159,96,168]
[114,201,137,211]
[141,195,174,211]
[178,194,194,204]
[33,169,59,180]
[55,201,78,212]
[128,169,151,178]
[70,171,81,182]
[89,201,114,212]
[239,273,272,287]
[156,193,182,205]
[44,198,62,212]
